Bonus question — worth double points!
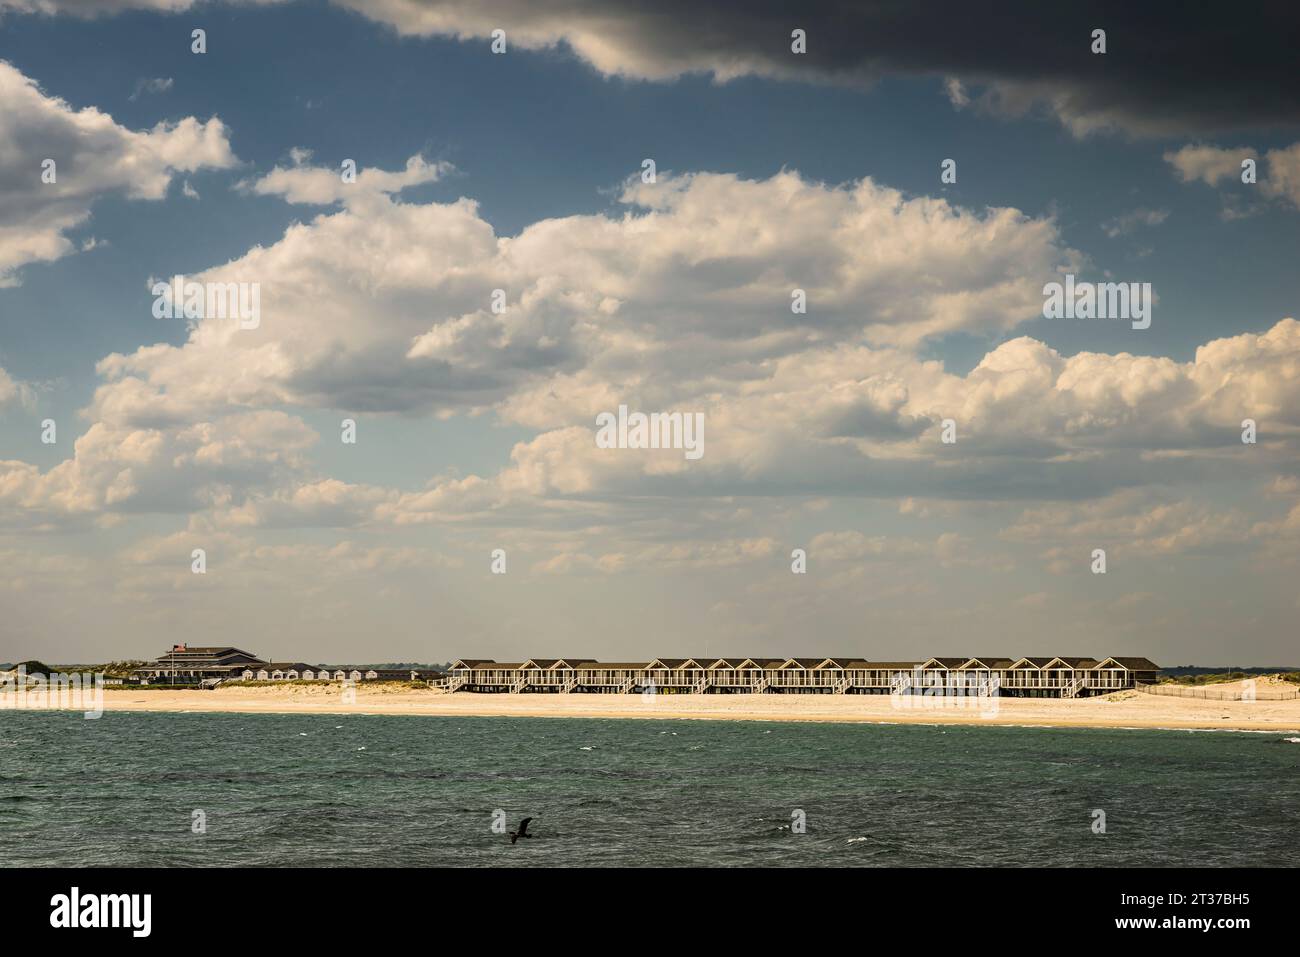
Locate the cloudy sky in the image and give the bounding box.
[1,1,1298,666]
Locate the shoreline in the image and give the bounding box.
[16,679,1300,733]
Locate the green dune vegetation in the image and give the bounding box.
[1162,670,1300,686]
[5,660,53,677]
[3,660,150,679]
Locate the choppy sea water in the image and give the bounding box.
[1,711,1297,867]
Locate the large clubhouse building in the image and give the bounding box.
[445,657,1161,698]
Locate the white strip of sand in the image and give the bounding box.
[41,676,1300,732]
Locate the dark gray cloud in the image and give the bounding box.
[14,0,1296,135]
[331,0,1300,137]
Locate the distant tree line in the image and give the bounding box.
[350,662,449,672]
[1162,664,1298,677]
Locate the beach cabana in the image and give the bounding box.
[866,661,925,693]
[728,658,783,693]
[705,659,748,690]
[956,658,1014,691]
[571,662,639,692]
[678,659,712,690]
[770,658,828,691]
[911,658,966,692]
[642,659,684,689]
[515,659,554,692]
[1039,658,1099,696]
[549,659,597,692]
[447,660,493,690]
[466,662,523,691]
[1003,658,1053,690]
[813,658,873,693]
[1091,657,1160,691]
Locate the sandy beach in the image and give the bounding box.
[49,676,1300,732]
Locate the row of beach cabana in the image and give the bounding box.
[445,656,1161,698]
[240,667,380,682]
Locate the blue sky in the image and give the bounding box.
[1,1,1298,665]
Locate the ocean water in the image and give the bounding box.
[1,711,1297,867]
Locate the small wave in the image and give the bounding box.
[1283,737,1300,744]
[578,746,594,751]
[846,836,870,844]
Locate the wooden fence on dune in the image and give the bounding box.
[1138,683,1299,701]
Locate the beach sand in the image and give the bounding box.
[66,675,1300,732]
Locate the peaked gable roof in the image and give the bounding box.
[705,658,746,669]
[1009,657,1054,669]
[779,657,825,669]
[958,657,1015,669]
[1096,656,1161,671]
[1042,657,1100,669]
[920,657,967,669]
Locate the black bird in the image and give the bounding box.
[509,817,534,844]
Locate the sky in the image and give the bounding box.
[0,0,1298,666]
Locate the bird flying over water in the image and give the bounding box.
[509,817,534,844]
